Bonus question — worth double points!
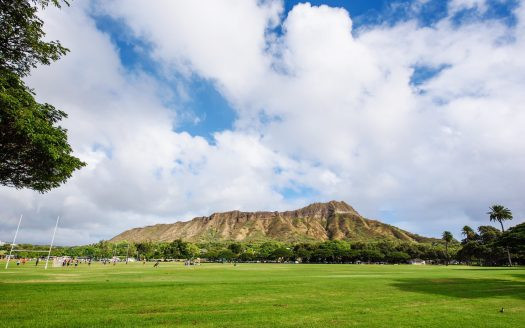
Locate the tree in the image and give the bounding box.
[0,70,85,191]
[312,247,334,263]
[488,205,513,266]
[293,244,313,263]
[442,231,453,266]
[388,251,410,264]
[477,226,506,266]
[228,243,244,256]
[461,225,476,242]
[499,223,525,265]
[182,243,200,260]
[1,0,69,77]
[217,248,234,262]
[238,248,256,262]
[358,249,385,263]
[0,0,84,192]
[270,247,293,262]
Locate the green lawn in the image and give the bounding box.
[0,261,524,327]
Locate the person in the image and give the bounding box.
[88,259,92,266]
[35,258,40,266]
[153,260,160,268]
[16,259,20,266]
[74,260,78,267]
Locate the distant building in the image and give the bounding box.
[409,259,426,265]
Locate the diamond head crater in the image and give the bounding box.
[110,201,435,243]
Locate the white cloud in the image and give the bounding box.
[448,0,488,14]
[1,0,525,244]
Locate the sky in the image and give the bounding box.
[1,0,524,245]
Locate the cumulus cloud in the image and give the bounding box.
[0,1,293,244]
[1,0,524,244]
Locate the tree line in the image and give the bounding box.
[2,204,523,265]
[2,222,523,265]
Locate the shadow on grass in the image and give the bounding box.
[391,278,525,300]
[511,274,525,280]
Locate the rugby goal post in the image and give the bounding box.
[5,215,60,270]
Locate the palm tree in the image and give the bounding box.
[487,205,513,266]
[442,231,453,266]
[461,225,476,241]
[460,226,476,265]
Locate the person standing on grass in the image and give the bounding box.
[35,258,39,266]
[153,260,160,268]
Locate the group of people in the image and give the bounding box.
[57,258,92,267]
[15,258,30,266]
[11,256,210,269]
[62,258,78,267]
[102,258,120,265]
[13,258,44,266]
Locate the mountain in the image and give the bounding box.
[110,201,433,243]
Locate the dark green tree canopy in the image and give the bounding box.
[442,231,453,243]
[499,223,525,255]
[0,69,85,191]
[478,225,501,243]
[461,225,476,242]
[1,0,84,192]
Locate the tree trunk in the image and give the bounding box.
[505,248,512,266]
[445,243,449,266]
[499,220,513,266]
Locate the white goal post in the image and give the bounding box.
[4,215,60,270]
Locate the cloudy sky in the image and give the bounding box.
[1,0,524,245]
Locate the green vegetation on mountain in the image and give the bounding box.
[110,201,435,243]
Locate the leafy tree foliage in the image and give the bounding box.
[0,0,69,77]
[0,70,85,191]
[499,223,525,264]
[461,226,476,241]
[442,231,453,265]
[3,222,522,266]
[0,0,84,192]
[487,205,513,266]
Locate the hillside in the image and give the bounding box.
[110,201,433,243]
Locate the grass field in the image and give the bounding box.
[0,261,524,327]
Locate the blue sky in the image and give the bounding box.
[92,0,519,142]
[92,1,401,141]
